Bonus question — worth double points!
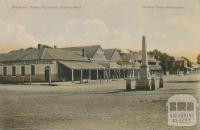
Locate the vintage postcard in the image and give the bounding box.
[0,0,200,130]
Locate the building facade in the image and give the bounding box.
[0,44,105,83]
[172,57,188,74]
[0,44,162,83]
[104,49,125,79]
[120,52,162,78]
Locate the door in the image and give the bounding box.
[45,66,50,82]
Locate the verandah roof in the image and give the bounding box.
[58,61,105,70]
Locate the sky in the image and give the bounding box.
[0,0,200,61]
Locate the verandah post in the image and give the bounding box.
[71,69,74,83]
[89,69,91,83]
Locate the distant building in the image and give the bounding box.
[136,54,161,75]
[173,57,187,68]
[172,57,188,74]
[120,52,162,77]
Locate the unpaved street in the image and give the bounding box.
[0,74,200,130]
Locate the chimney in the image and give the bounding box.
[82,48,85,57]
[38,44,42,50]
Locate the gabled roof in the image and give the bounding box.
[62,45,101,59]
[104,49,116,60]
[120,53,137,61]
[0,48,39,62]
[42,48,88,61]
[0,47,89,62]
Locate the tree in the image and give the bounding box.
[148,49,175,72]
[148,49,162,59]
[197,54,200,64]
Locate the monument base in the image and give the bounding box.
[135,79,151,90]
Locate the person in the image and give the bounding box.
[159,76,163,88]
[151,77,155,90]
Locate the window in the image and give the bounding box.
[12,66,16,76]
[31,65,35,75]
[21,66,25,76]
[3,67,7,76]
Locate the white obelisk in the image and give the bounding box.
[135,35,151,90]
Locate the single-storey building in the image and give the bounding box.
[0,44,163,83]
[0,44,105,83]
[120,52,162,77]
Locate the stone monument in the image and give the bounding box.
[135,36,151,90]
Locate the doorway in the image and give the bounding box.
[45,66,50,82]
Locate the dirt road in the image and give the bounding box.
[0,74,199,130]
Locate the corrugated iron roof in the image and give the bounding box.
[104,49,116,60]
[0,47,89,62]
[0,48,39,62]
[42,48,88,61]
[62,45,101,59]
[58,61,105,69]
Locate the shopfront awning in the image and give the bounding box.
[58,61,105,70]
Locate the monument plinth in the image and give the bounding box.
[135,36,151,90]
